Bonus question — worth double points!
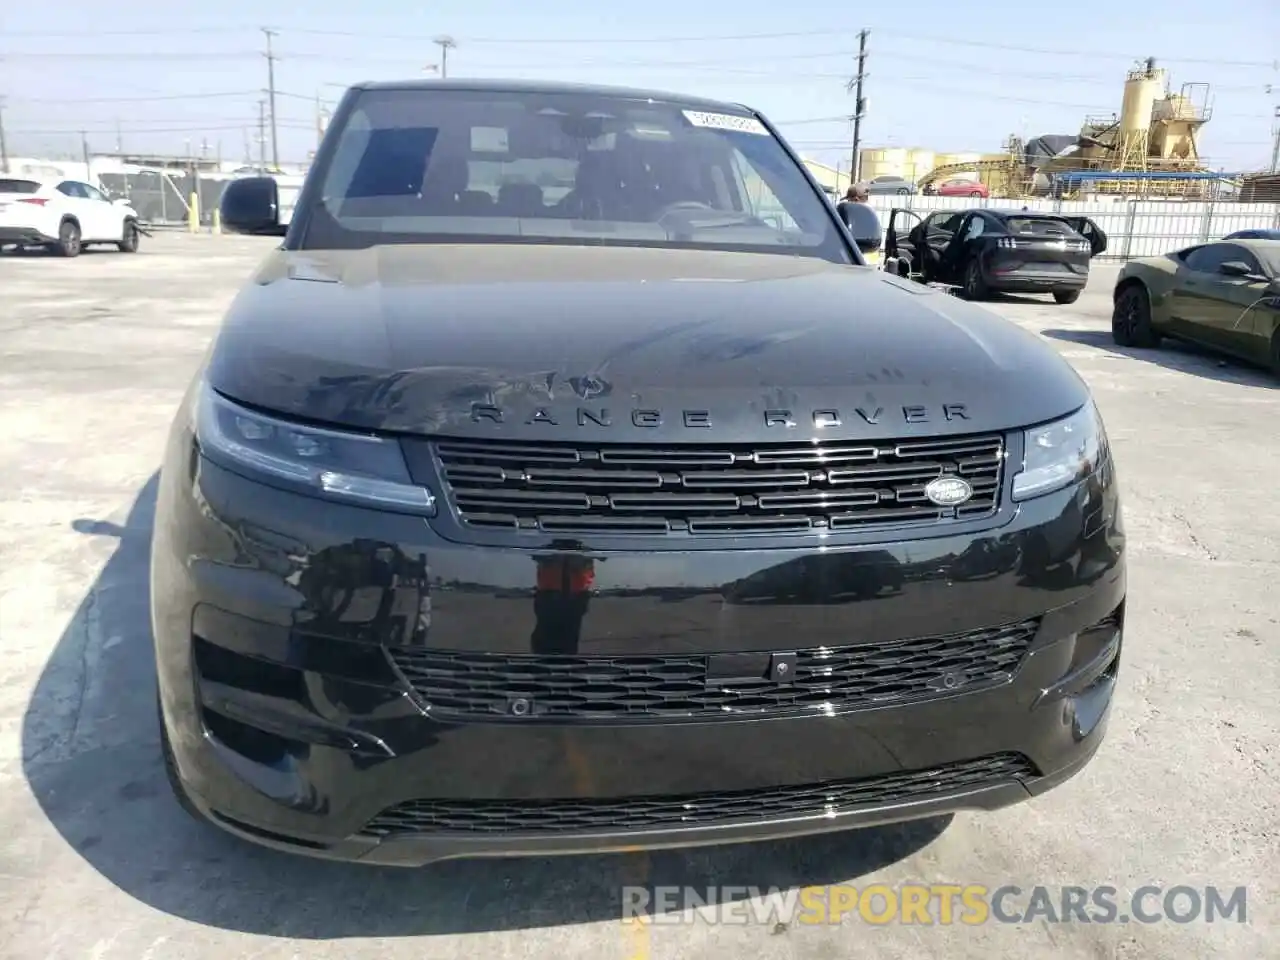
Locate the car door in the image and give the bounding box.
[940,212,985,280]
[1168,243,1250,350]
[53,180,90,233]
[884,208,923,272]
[79,181,124,241]
[1198,246,1280,361]
[1061,216,1108,257]
[921,212,966,282]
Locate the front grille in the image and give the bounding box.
[390,618,1039,721]
[359,753,1037,836]
[431,433,1005,536]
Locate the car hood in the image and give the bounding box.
[206,244,1089,442]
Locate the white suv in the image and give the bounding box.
[0,177,141,257]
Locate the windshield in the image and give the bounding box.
[299,87,850,262]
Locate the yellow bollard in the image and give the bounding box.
[188,192,200,233]
[212,209,222,235]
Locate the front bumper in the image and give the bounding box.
[151,423,1126,866]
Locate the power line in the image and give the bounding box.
[874,31,1279,69]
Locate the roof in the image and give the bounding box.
[350,78,755,114]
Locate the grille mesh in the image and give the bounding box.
[431,434,1005,536]
[390,619,1039,721]
[359,753,1036,836]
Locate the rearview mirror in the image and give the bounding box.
[220,176,285,236]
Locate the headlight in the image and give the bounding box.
[194,382,436,516]
[1012,401,1108,501]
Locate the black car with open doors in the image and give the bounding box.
[885,208,1107,304]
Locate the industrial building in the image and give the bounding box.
[853,57,1252,199]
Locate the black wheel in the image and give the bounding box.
[1053,288,1081,305]
[1112,283,1161,348]
[969,191,983,198]
[1269,330,1280,379]
[56,219,82,257]
[896,187,910,195]
[118,220,140,253]
[961,259,988,300]
[158,691,203,821]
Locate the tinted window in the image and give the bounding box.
[927,213,964,235]
[56,181,88,198]
[82,183,109,203]
[304,88,849,261]
[964,216,985,240]
[0,179,41,194]
[1002,216,1073,237]
[1184,243,1252,274]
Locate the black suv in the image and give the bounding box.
[152,79,1126,866]
[886,207,1108,303]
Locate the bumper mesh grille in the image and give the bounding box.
[391,618,1039,721]
[359,753,1037,836]
[429,433,1005,537]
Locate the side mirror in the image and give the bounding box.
[855,234,882,254]
[1219,260,1252,278]
[220,176,285,236]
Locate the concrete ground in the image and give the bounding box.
[0,234,1276,959]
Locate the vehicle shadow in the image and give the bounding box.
[1040,328,1279,388]
[21,472,950,939]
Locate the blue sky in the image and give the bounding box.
[2,0,1277,171]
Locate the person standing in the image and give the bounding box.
[835,182,870,229]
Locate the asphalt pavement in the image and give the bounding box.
[0,234,1276,959]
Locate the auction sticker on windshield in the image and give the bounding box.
[682,110,769,136]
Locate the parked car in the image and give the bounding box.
[1224,228,1280,241]
[885,207,1107,303]
[1112,238,1280,375]
[935,178,990,199]
[0,177,141,256]
[156,78,1125,866]
[866,175,917,196]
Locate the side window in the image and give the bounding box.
[82,183,108,203]
[964,216,985,241]
[56,181,84,198]
[1223,245,1263,275]
[1183,244,1233,274]
[929,213,962,236]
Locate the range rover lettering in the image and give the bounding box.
[152,79,1127,866]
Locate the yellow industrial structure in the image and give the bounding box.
[854,57,1224,199]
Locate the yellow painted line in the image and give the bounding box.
[621,849,652,960]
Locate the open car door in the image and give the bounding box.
[884,208,924,278]
[1062,216,1108,257]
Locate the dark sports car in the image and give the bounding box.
[1111,238,1280,376]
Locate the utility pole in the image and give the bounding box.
[262,27,280,169]
[0,97,9,174]
[846,29,869,183]
[257,99,267,172]
[81,131,91,175]
[1270,104,1279,174]
[115,118,123,154]
[433,36,456,78]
